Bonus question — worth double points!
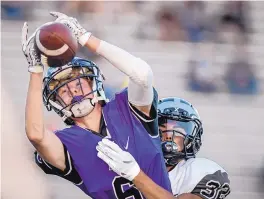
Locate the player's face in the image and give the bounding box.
[159,120,187,152]
[57,78,93,106]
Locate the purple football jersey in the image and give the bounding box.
[55,89,171,198]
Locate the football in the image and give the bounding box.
[34,22,78,68]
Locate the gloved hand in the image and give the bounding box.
[21,22,43,73]
[50,11,91,46]
[96,138,140,181]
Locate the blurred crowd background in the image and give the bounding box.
[1,1,264,199]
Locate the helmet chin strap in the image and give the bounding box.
[162,141,186,166]
[49,100,72,118]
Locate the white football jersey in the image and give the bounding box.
[169,158,231,198]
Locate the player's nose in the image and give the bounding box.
[71,87,79,94]
[166,137,172,141]
[68,83,81,95]
[162,134,172,141]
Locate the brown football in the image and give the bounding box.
[34,22,78,68]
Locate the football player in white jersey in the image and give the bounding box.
[96,97,231,199]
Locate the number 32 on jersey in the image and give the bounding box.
[200,180,230,199]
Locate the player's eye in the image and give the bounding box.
[60,89,67,95]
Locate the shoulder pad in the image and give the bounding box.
[170,158,230,197]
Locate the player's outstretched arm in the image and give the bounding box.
[133,171,175,199]
[22,22,65,171]
[50,11,154,116]
[96,139,203,199]
[133,172,202,199]
[86,36,154,116]
[96,139,174,199]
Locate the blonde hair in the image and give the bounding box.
[49,67,93,91]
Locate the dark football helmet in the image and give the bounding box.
[158,97,203,166]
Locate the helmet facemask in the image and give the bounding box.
[158,104,203,167]
[43,59,109,125]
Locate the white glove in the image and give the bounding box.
[21,22,43,73]
[50,11,91,46]
[96,139,140,181]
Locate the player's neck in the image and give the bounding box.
[166,159,184,172]
[167,166,175,172]
[74,103,102,133]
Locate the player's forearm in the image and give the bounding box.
[133,170,175,199]
[85,36,153,107]
[84,36,153,88]
[176,193,202,199]
[25,73,45,142]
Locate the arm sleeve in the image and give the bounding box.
[191,170,231,199]
[129,88,159,136]
[34,144,83,185]
[96,41,153,106]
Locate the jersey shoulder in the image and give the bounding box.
[115,87,159,137]
[188,158,229,177]
[170,158,231,198]
[187,158,231,199]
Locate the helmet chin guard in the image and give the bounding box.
[70,94,107,118]
[161,141,186,166]
[71,98,95,118]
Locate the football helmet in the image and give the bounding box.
[43,57,108,125]
[158,97,203,166]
